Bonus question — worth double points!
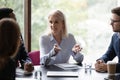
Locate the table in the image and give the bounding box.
[40,65,109,80]
[16,64,111,80]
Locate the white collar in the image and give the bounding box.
[117,32,120,39]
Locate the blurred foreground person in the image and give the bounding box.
[0,18,20,80]
[0,8,34,72]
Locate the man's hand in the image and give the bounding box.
[24,62,34,72]
[95,60,107,72]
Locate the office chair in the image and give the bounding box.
[28,50,40,65]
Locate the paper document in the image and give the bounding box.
[16,68,32,77]
[47,71,79,77]
[55,63,80,70]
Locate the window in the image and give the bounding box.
[32,0,118,63]
[1,0,119,63]
[0,0,24,37]
[0,0,30,52]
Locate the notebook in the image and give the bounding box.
[47,71,79,77]
[54,63,80,70]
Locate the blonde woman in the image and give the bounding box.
[39,10,84,66]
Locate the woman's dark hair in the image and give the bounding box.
[0,18,20,58]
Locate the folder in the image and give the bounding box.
[55,63,80,70]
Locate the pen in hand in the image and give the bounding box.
[22,59,27,63]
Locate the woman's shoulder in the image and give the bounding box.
[67,33,74,38]
[40,34,50,39]
[40,34,52,42]
[63,33,75,40]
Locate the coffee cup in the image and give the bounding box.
[107,61,116,75]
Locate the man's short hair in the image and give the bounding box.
[111,7,120,16]
[0,8,13,19]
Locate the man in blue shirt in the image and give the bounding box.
[95,7,120,73]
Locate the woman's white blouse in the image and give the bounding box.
[39,33,84,65]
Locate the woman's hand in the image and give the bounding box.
[53,44,61,54]
[72,43,82,54]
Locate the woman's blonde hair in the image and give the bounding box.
[0,18,20,58]
[47,10,68,37]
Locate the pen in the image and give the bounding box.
[22,59,31,63]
